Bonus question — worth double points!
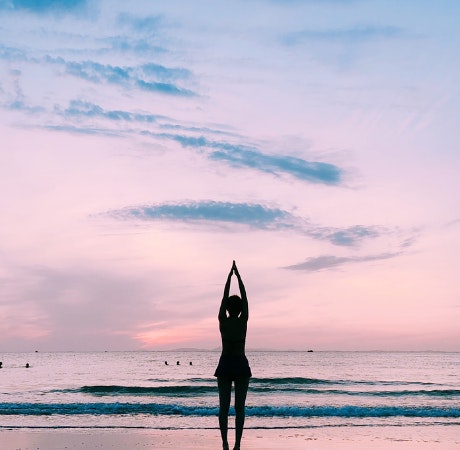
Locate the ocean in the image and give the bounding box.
[0,351,459,432]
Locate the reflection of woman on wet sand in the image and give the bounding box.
[214,261,251,450]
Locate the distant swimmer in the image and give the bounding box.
[189,361,193,366]
[25,363,30,368]
[165,361,169,365]
[0,361,2,368]
[176,361,180,365]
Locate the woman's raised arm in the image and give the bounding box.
[233,261,248,320]
[218,264,233,321]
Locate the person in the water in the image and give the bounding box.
[214,261,251,450]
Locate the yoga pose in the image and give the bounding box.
[214,261,251,450]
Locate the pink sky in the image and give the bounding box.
[1,0,459,351]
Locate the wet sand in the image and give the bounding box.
[1,425,459,449]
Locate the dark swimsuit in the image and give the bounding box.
[214,337,252,380]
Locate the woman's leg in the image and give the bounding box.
[217,377,232,450]
[233,377,249,450]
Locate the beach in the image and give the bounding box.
[1,426,460,449]
[1,351,459,448]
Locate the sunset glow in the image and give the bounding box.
[1,0,459,351]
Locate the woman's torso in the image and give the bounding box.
[219,317,247,356]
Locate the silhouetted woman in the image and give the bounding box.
[214,261,251,450]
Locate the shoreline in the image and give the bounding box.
[1,425,459,449]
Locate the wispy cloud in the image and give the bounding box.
[102,36,167,56]
[284,252,399,271]
[6,99,45,113]
[1,69,45,113]
[45,57,195,96]
[0,44,28,61]
[62,100,165,123]
[107,201,293,230]
[445,218,460,228]
[158,123,237,137]
[2,91,342,186]
[210,145,341,185]
[282,25,405,46]
[104,200,382,247]
[116,13,163,33]
[158,134,343,185]
[61,100,235,137]
[50,99,343,185]
[43,124,124,137]
[0,0,87,13]
[309,225,380,246]
[0,44,193,96]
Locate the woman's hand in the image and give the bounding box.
[232,260,240,277]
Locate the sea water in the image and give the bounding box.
[0,351,459,431]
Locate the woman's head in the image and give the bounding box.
[227,295,243,317]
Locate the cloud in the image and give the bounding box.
[44,124,124,137]
[135,79,193,95]
[282,25,405,46]
[5,94,342,187]
[399,236,417,248]
[104,200,382,246]
[44,57,195,96]
[158,123,237,137]
[107,201,293,230]
[0,44,28,61]
[310,225,380,246]
[445,218,460,228]
[51,100,344,185]
[1,68,45,113]
[116,12,163,33]
[0,45,193,95]
[0,0,87,13]
[5,99,45,113]
[159,134,343,185]
[103,36,167,56]
[210,146,341,185]
[284,252,399,272]
[62,100,165,123]
[61,100,235,137]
